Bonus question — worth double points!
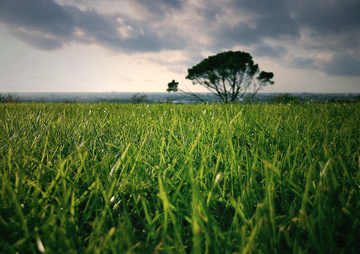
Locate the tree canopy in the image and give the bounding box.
[167,80,179,92]
[186,51,274,103]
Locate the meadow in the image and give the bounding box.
[0,102,359,253]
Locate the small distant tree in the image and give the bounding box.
[130,93,147,103]
[270,93,299,104]
[0,93,20,103]
[185,51,274,103]
[167,79,205,102]
[167,80,178,92]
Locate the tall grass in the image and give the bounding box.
[0,102,359,253]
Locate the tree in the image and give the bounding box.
[167,79,205,102]
[0,93,20,103]
[130,93,147,103]
[186,51,274,103]
[167,80,178,92]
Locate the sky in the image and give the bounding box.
[0,0,360,94]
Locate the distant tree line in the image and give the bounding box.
[0,94,21,103]
[269,93,299,104]
[130,93,148,103]
[268,93,360,104]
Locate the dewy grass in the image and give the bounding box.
[0,102,359,253]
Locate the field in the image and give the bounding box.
[1,102,359,253]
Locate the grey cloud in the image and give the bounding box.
[230,0,298,37]
[208,0,298,54]
[1,0,360,79]
[230,0,288,13]
[289,53,360,77]
[0,0,76,50]
[130,0,183,11]
[0,0,170,52]
[322,53,360,77]
[7,24,65,50]
[282,0,360,77]
[290,0,360,50]
[0,0,75,37]
[291,0,360,34]
[290,56,316,69]
[253,43,288,58]
[123,0,183,20]
[214,0,360,75]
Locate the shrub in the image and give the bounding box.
[269,93,299,104]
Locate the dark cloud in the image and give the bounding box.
[290,0,360,50]
[0,0,170,52]
[253,43,288,58]
[231,0,298,37]
[7,25,65,50]
[229,0,360,75]
[284,0,360,76]
[290,56,316,69]
[129,0,183,14]
[1,0,360,78]
[290,53,360,77]
[322,53,360,77]
[206,0,299,55]
[291,0,360,34]
[203,0,360,75]
[0,0,75,49]
[0,0,75,37]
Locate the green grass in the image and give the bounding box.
[0,102,359,253]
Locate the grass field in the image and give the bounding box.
[1,102,359,253]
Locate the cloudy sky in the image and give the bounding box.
[0,0,360,93]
